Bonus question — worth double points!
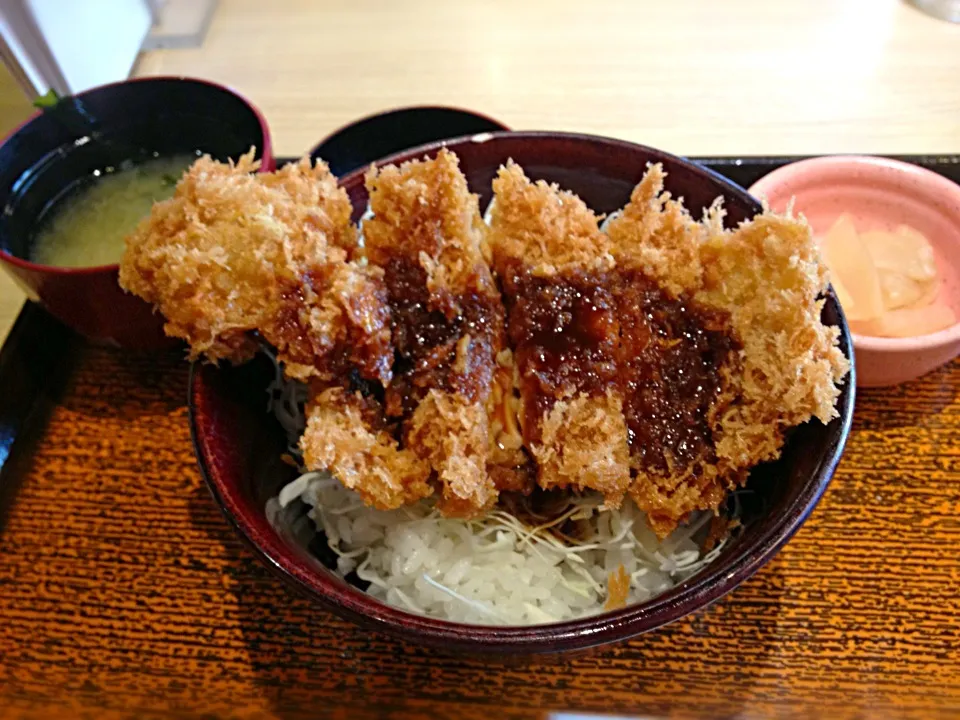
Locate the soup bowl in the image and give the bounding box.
[309,105,508,176]
[190,132,855,653]
[0,77,273,348]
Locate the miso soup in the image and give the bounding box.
[31,154,195,268]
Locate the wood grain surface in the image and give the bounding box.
[0,341,958,719]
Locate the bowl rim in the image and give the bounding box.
[336,129,762,207]
[0,75,273,276]
[308,104,510,161]
[189,130,856,653]
[747,154,960,351]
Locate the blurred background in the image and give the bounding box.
[2,0,959,156]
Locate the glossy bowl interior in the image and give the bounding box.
[309,105,508,176]
[191,132,855,653]
[0,77,273,348]
[748,155,960,387]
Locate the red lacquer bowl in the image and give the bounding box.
[0,77,273,348]
[190,132,855,654]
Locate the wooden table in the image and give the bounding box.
[0,316,957,719]
[1,1,960,717]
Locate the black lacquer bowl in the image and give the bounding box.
[191,131,855,654]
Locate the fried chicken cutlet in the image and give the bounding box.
[360,149,518,515]
[605,166,848,534]
[119,149,393,385]
[121,148,847,534]
[487,163,635,507]
[301,387,432,509]
[119,150,433,510]
[490,162,848,536]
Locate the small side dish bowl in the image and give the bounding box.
[0,77,273,348]
[190,132,855,654]
[309,105,508,176]
[749,155,960,387]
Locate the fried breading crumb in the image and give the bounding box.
[362,150,508,514]
[406,391,497,516]
[605,564,630,610]
[119,149,393,385]
[531,391,631,508]
[301,388,432,509]
[491,161,848,536]
[489,162,615,276]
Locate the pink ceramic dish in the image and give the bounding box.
[749,156,960,387]
[191,131,855,654]
[0,77,273,348]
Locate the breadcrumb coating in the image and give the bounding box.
[604,162,708,296]
[406,391,498,514]
[119,149,392,384]
[362,150,514,515]
[611,164,849,535]
[488,163,634,502]
[532,391,631,508]
[698,212,850,464]
[364,148,497,314]
[489,161,615,276]
[122,150,847,536]
[492,161,848,536]
[301,388,432,510]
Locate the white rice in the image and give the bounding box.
[267,458,731,625]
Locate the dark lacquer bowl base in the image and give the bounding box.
[0,77,273,349]
[309,105,508,176]
[190,132,855,654]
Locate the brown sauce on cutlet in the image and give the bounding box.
[503,264,740,474]
[489,460,536,494]
[272,278,318,366]
[271,268,393,384]
[616,270,739,472]
[382,258,503,418]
